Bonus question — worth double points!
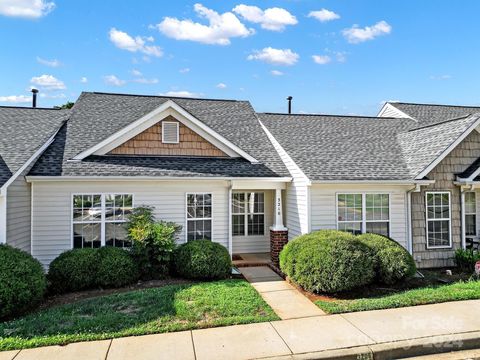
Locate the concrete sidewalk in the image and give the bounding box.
[239,266,325,319]
[3,299,480,360]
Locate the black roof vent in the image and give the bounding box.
[31,88,39,108]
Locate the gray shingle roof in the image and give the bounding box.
[0,106,68,187]
[29,92,289,178]
[259,112,480,181]
[389,102,480,125]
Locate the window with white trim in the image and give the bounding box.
[337,193,390,237]
[465,192,476,236]
[426,192,451,248]
[232,192,265,236]
[72,194,133,249]
[186,193,212,241]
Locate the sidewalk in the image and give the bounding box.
[3,299,480,360]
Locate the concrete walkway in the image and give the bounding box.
[239,266,325,319]
[2,300,480,360]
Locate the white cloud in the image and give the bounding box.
[270,70,284,76]
[179,67,190,74]
[430,74,452,80]
[308,9,340,22]
[156,3,254,45]
[36,56,61,67]
[160,90,202,98]
[232,4,297,31]
[39,92,66,99]
[216,83,227,89]
[131,69,142,76]
[247,47,299,66]
[30,74,66,90]
[0,95,31,103]
[103,75,126,87]
[0,0,55,18]
[312,55,331,64]
[109,28,163,57]
[342,20,392,44]
[80,77,88,83]
[132,77,159,84]
[335,51,347,63]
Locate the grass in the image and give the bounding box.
[316,280,480,314]
[0,279,278,351]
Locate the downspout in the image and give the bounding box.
[228,181,233,258]
[0,191,7,244]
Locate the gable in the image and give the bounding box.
[109,116,228,157]
[427,129,480,180]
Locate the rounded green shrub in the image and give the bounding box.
[97,247,139,288]
[357,233,416,285]
[0,244,47,319]
[174,240,231,280]
[280,230,375,293]
[48,248,99,293]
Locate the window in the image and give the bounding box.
[187,193,212,241]
[72,194,133,249]
[337,193,390,237]
[162,121,179,143]
[426,192,451,248]
[465,192,476,237]
[232,192,265,236]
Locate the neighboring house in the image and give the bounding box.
[1,92,480,269]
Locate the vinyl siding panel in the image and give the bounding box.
[286,181,310,239]
[232,190,273,253]
[31,180,229,267]
[6,175,31,253]
[310,184,410,249]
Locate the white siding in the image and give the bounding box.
[31,180,230,267]
[377,103,413,119]
[232,190,273,254]
[310,184,411,249]
[286,181,310,239]
[6,176,31,252]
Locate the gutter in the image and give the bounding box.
[311,180,435,185]
[25,176,293,183]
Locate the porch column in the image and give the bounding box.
[270,188,288,267]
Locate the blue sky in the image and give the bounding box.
[1,0,480,115]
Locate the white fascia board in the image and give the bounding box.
[258,119,311,185]
[25,176,292,183]
[72,100,258,163]
[377,102,415,120]
[311,179,435,185]
[0,128,61,197]
[415,119,480,180]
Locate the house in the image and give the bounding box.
[1,92,480,269]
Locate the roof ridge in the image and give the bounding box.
[259,112,402,120]
[407,114,474,132]
[0,105,62,110]
[392,101,480,109]
[87,91,246,103]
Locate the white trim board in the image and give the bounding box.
[72,100,258,163]
[25,176,292,183]
[415,118,480,180]
[377,103,415,120]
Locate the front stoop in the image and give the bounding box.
[270,229,288,266]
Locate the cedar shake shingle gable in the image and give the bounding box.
[0,106,68,187]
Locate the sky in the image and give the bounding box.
[1,0,480,115]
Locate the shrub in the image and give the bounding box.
[174,240,231,280]
[97,247,139,288]
[0,244,46,319]
[358,233,416,285]
[280,230,375,293]
[455,248,480,273]
[48,248,99,293]
[126,206,181,279]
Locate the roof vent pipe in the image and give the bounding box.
[31,88,39,108]
[287,96,293,114]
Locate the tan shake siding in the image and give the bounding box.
[6,173,32,253]
[411,129,480,268]
[109,116,228,157]
[31,180,229,267]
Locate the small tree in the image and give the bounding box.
[126,206,181,279]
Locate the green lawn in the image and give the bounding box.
[0,279,278,351]
[316,280,480,314]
